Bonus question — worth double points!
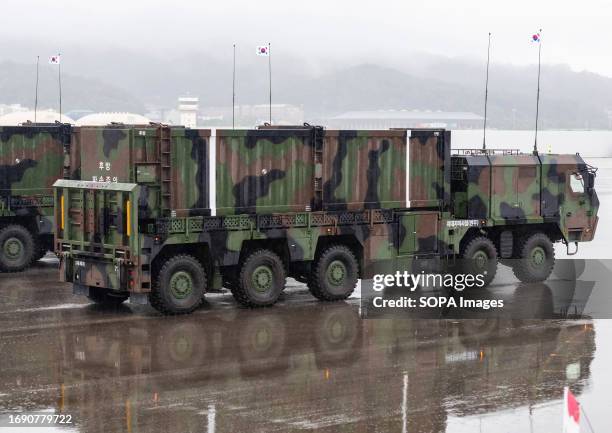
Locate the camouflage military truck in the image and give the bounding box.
[53,125,599,314]
[0,124,72,271]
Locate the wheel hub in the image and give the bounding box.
[326,260,347,287]
[531,246,546,266]
[472,250,488,271]
[169,271,194,299]
[4,237,23,260]
[252,265,274,293]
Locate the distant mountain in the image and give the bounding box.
[274,63,611,129]
[0,61,145,113]
[0,42,611,129]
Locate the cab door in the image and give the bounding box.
[564,171,599,241]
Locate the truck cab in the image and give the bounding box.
[449,149,598,283]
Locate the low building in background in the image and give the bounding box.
[75,112,151,126]
[326,110,483,129]
[0,110,74,125]
[0,103,28,117]
[200,104,304,127]
[65,109,95,121]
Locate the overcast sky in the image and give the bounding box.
[3,0,612,77]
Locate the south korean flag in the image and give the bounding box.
[256,46,269,56]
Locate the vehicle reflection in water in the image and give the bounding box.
[0,301,595,433]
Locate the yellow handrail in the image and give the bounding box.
[126,199,131,237]
[60,195,65,230]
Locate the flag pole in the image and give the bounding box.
[58,52,62,122]
[268,42,272,124]
[534,30,542,155]
[482,32,491,151]
[34,56,39,124]
[232,43,236,129]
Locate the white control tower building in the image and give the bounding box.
[178,96,199,128]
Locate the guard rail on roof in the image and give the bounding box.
[452,148,521,156]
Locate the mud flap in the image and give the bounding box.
[73,283,89,296]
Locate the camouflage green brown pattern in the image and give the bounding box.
[322,130,406,211]
[452,151,599,241]
[216,128,314,215]
[0,124,71,234]
[53,126,599,297]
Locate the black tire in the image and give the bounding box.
[150,255,207,315]
[87,286,129,306]
[513,232,555,283]
[0,225,35,272]
[232,249,286,307]
[308,245,359,301]
[33,245,47,262]
[460,236,498,287]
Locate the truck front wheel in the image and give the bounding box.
[460,236,498,287]
[233,249,286,307]
[0,225,35,272]
[308,245,359,301]
[150,255,207,315]
[512,233,555,283]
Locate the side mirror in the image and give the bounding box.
[586,172,595,194]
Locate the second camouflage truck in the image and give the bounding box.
[53,125,599,314]
[0,124,72,271]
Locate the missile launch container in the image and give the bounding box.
[0,123,204,272]
[53,125,599,314]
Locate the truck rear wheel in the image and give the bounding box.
[460,236,498,287]
[87,286,128,306]
[233,249,286,307]
[33,245,48,262]
[308,245,359,301]
[513,233,555,283]
[0,225,35,272]
[150,255,207,315]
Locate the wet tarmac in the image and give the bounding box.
[0,157,610,432]
[0,259,609,433]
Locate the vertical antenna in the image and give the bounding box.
[534,29,542,155]
[232,43,236,129]
[34,56,39,124]
[268,42,272,124]
[482,32,491,151]
[58,52,62,122]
